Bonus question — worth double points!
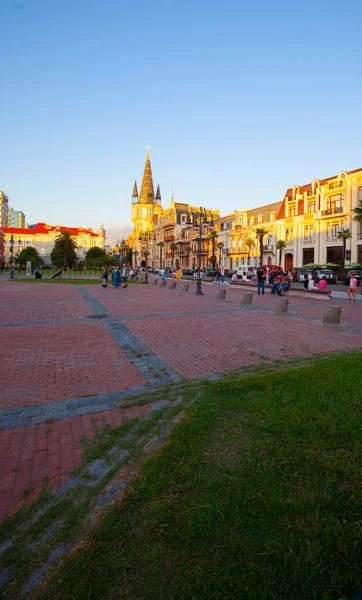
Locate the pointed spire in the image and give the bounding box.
[139,148,155,204]
[132,181,138,198]
[156,184,161,201]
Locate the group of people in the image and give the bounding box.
[101,265,128,288]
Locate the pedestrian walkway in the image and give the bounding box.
[0,278,361,518]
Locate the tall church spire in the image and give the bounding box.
[139,146,155,204]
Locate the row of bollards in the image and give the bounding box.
[151,278,341,324]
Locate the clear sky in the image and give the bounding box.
[1,0,362,244]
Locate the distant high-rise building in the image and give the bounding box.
[0,191,9,228]
[8,208,26,228]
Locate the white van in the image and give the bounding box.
[237,265,253,279]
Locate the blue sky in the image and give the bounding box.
[1,0,361,244]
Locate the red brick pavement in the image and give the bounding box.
[0,403,153,519]
[1,280,361,519]
[0,321,147,408]
[124,310,362,378]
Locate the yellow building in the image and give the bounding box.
[2,222,106,266]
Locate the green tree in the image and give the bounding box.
[125,248,132,265]
[276,240,286,268]
[336,228,352,268]
[169,242,178,266]
[157,241,165,269]
[14,246,41,268]
[255,227,269,267]
[207,230,218,268]
[85,247,106,268]
[217,241,224,267]
[51,231,77,267]
[185,245,192,267]
[133,250,138,266]
[245,236,254,263]
[353,200,362,223]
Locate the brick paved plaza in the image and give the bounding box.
[0,278,361,519]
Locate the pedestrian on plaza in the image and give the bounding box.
[216,268,221,283]
[52,266,63,279]
[319,276,327,291]
[270,275,280,295]
[348,272,357,303]
[277,274,291,295]
[303,274,309,290]
[161,268,166,281]
[308,278,319,291]
[111,266,120,288]
[220,267,225,283]
[101,267,108,288]
[175,266,182,280]
[257,267,266,295]
[268,269,274,285]
[121,264,128,284]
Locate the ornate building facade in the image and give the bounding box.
[130,152,362,272]
[2,223,106,266]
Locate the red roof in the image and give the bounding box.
[1,223,98,237]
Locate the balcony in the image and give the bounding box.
[302,239,315,245]
[285,240,294,247]
[307,190,316,196]
[321,206,344,216]
[164,235,175,242]
[263,244,273,251]
[329,181,343,190]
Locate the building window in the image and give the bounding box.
[331,222,340,237]
[258,214,263,224]
[304,225,314,240]
[359,187,362,202]
[327,194,344,212]
[289,204,296,217]
[308,202,316,213]
[270,211,275,221]
[285,228,294,241]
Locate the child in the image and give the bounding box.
[348,273,357,303]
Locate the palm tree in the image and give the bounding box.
[133,250,138,266]
[276,240,286,268]
[336,228,352,268]
[169,242,178,266]
[245,236,254,263]
[353,200,362,223]
[53,231,77,267]
[217,241,224,267]
[207,230,218,269]
[255,227,269,267]
[157,241,165,269]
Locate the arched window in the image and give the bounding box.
[250,217,254,226]
[258,214,263,224]
[267,256,272,265]
[270,211,275,221]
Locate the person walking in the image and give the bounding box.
[101,267,108,288]
[257,267,266,295]
[175,266,182,280]
[111,266,120,288]
[161,268,166,281]
[220,267,225,283]
[121,264,128,285]
[348,272,357,303]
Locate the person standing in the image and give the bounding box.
[121,264,128,284]
[101,267,108,288]
[161,268,166,281]
[220,267,225,283]
[257,267,266,295]
[111,266,120,288]
[175,267,182,280]
[348,272,357,303]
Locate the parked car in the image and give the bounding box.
[225,269,238,278]
[182,269,194,276]
[205,268,218,277]
[315,269,337,284]
[343,271,362,286]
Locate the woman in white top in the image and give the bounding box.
[308,278,319,291]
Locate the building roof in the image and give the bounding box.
[1,223,99,237]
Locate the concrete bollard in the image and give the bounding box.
[167,281,177,289]
[159,280,166,287]
[216,289,226,300]
[179,283,189,292]
[241,293,253,306]
[323,305,341,324]
[151,278,158,285]
[274,298,289,313]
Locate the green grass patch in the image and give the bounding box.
[35,353,362,600]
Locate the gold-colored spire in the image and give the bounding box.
[139,148,155,204]
[132,181,138,198]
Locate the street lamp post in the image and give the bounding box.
[116,239,129,264]
[9,234,15,280]
[187,207,214,295]
[138,230,153,284]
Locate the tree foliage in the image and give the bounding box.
[14,246,41,268]
[254,227,269,267]
[51,231,77,267]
